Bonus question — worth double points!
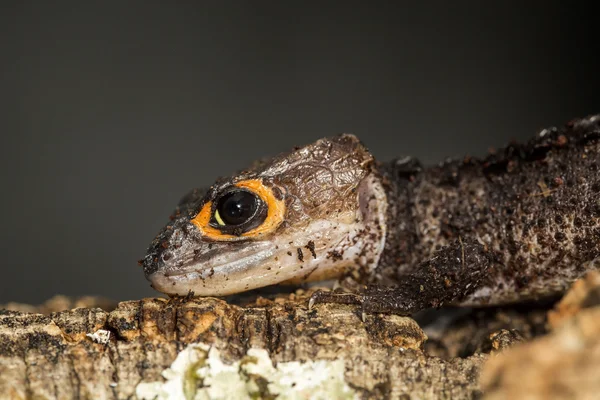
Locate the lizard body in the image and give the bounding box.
[141,114,600,314]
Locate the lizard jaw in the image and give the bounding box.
[147,219,366,296]
[146,174,387,297]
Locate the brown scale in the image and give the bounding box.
[313,114,600,314]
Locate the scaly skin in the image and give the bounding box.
[143,115,600,315]
[313,114,600,314]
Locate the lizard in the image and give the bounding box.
[140,114,600,315]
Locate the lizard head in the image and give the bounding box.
[141,134,387,296]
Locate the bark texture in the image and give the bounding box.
[1,273,599,400]
[0,290,486,400]
[481,271,600,399]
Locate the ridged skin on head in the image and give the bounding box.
[141,134,388,296]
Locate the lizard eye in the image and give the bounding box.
[214,190,260,226]
[211,189,267,232]
[191,179,285,241]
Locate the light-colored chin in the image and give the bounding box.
[150,174,388,297]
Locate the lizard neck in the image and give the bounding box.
[374,158,423,283]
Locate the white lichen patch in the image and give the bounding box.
[85,329,111,344]
[136,343,358,400]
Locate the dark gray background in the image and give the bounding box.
[1,2,598,303]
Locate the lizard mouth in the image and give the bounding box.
[146,220,362,297]
[148,248,274,296]
[163,242,274,278]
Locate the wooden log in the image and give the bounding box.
[0,290,489,399]
[1,273,598,400]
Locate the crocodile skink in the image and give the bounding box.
[141,115,600,315]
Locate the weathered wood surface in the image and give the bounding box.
[0,289,485,400]
[481,271,600,399]
[1,273,599,400]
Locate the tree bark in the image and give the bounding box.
[0,290,489,400]
[1,274,598,400]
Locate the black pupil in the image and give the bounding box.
[217,190,258,226]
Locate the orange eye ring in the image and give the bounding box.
[190,179,285,241]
